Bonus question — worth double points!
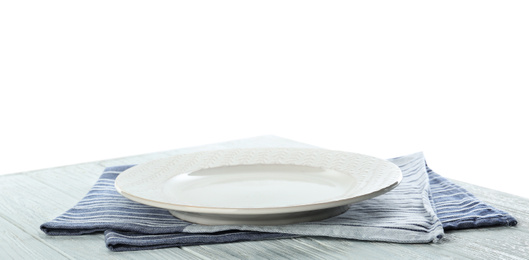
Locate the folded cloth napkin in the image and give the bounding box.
[41,152,517,251]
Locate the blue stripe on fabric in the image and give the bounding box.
[426,166,517,230]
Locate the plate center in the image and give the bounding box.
[162,164,356,208]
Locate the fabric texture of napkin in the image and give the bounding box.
[41,152,517,251]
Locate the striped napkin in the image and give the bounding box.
[41,152,517,251]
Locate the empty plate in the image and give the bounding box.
[115,148,402,225]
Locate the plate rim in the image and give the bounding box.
[115,148,402,215]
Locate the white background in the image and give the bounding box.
[1,1,528,198]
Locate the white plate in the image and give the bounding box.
[115,148,402,225]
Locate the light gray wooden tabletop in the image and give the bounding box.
[1,136,528,259]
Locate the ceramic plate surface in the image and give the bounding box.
[115,148,402,225]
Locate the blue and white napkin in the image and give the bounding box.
[41,152,517,251]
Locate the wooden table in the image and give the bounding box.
[1,136,528,259]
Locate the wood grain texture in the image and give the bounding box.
[1,136,527,259]
[0,217,68,260]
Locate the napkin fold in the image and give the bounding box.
[426,165,516,230]
[41,152,517,251]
